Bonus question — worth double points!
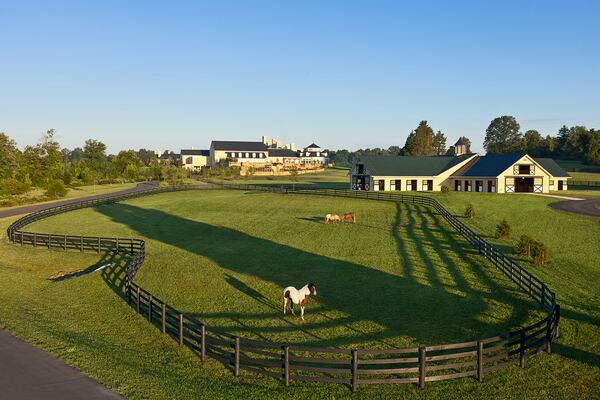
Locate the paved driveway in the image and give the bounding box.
[0,330,124,399]
[549,198,600,217]
[0,181,158,219]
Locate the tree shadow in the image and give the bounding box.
[95,201,536,348]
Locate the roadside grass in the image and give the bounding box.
[0,182,139,210]
[205,167,349,189]
[1,190,599,399]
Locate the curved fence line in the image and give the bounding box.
[6,183,560,392]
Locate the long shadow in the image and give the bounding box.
[95,202,538,348]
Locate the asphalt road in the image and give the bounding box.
[549,198,600,217]
[0,329,124,400]
[0,181,158,219]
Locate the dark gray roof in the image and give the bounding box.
[268,148,298,157]
[306,143,320,148]
[536,158,570,177]
[460,154,523,177]
[211,141,267,151]
[181,149,209,156]
[356,154,472,176]
[455,137,469,146]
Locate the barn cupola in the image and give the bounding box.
[454,137,469,156]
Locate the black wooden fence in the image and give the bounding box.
[6,183,560,391]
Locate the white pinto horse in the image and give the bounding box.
[282,283,317,321]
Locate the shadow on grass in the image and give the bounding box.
[94,199,537,349]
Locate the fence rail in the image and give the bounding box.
[6,183,560,391]
[570,180,600,188]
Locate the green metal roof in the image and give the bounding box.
[535,158,571,177]
[356,154,471,176]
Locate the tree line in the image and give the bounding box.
[0,130,187,200]
[329,117,599,167]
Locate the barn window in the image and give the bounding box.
[519,165,531,175]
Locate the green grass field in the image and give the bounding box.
[1,189,599,399]
[207,167,350,189]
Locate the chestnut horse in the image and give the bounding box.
[282,283,317,321]
[342,213,356,223]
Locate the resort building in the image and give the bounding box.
[208,141,269,166]
[181,149,210,171]
[350,153,570,194]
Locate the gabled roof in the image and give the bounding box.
[455,137,469,146]
[306,143,320,148]
[535,158,570,177]
[211,141,267,151]
[268,148,298,157]
[460,154,524,177]
[181,149,209,156]
[356,154,472,176]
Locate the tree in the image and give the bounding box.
[542,135,556,157]
[433,131,447,155]
[404,121,435,156]
[464,204,475,219]
[561,126,589,158]
[484,116,522,154]
[112,150,142,181]
[137,149,157,166]
[0,132,20,179]
[495,218,512,239]
[522,129,545,156]
[70,147,84,163]
[83,139,108,179]
[556,125,570,151]
[585,130,600,165]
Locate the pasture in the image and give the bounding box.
[0,189,599,399]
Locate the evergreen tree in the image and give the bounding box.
[433,131,447,155]
[404,120,435,156]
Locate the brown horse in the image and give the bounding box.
[342,213,356,223]
[324,214,341,224]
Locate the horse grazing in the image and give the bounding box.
[324,214,341,224]
[282,283,317,321]
[342,212,356,223]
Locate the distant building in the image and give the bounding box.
[454,137,470,156]
[298,143,328,165]
[181,149,210,171]
[209,141,269,166]
[159,151,181,165]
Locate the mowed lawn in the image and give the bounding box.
[0,189,598,399]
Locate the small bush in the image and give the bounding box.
[531,240,550,265]
[464,204,475,219]
[0,178,31,197]
[516,234,535,257]
[441,185,450,195]
[495,218,511,239]
[45,180,69,198]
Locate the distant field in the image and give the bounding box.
[206,167,349,189]
[1,188,599,399]
[555,159,600,173]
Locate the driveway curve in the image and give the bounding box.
[549,198,600,217]
[0,181,158,219]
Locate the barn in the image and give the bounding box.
[350,153,570,194]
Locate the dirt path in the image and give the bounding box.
[0,181,158,219]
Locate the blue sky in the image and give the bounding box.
[1,0,598,154]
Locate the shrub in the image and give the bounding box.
[45,179,69,198]
[0,179,31,197]
[516,234,535,257]
[441,185,450,195]
[464,204,475,219]
[531,240,550,265]
[495,218,511,239]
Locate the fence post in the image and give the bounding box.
[161,304,166,334]
[351,349,358,392]
[545,317,552,353]
[126,281,131,304]
[283,345,290,386]
[64,235,67,250]
[136,287,141,313]
[540,285,546,309]
[179,314,184,346]
[97,237,101,253]
[148,294,153,322]
[20,232,23,246]
[519,329,525,368]
[201,325,206,361]
[418,346,426,389]
[477,341,484,382]
[47,234,51,249]
[80,236,83,252]
[234,337,240,377]
[33,232,37,247]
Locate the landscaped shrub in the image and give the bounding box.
[464,204,475,218]
[516,234,535,257]
[531,240,550,265]
[441,185,450,195]
[0,178,31,197]
[45,179,69,198]
[495,218,511,239]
